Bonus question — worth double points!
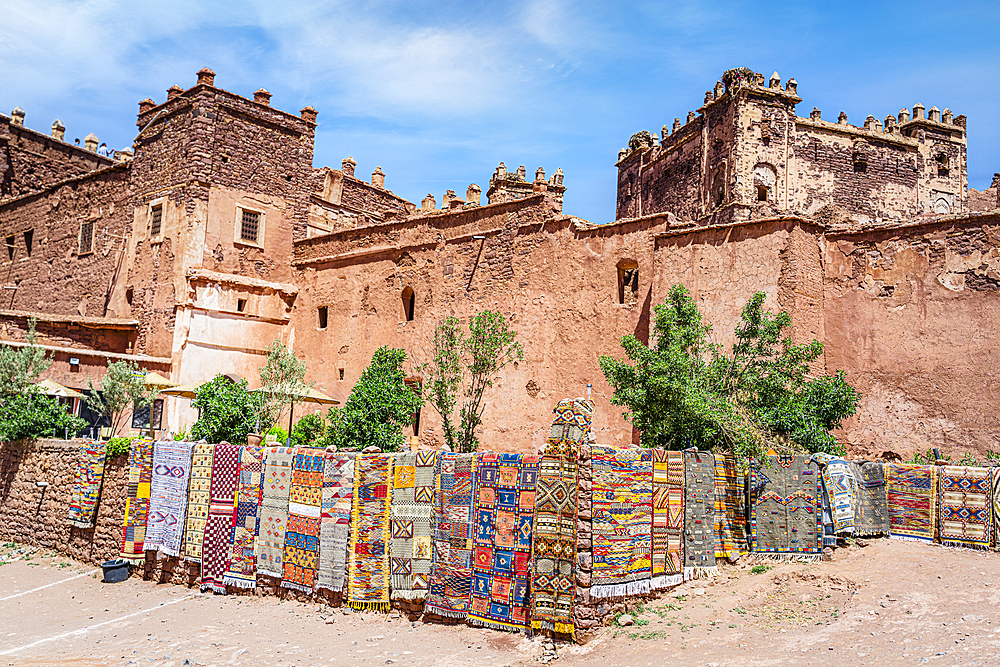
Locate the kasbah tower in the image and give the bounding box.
[1,66,998,457]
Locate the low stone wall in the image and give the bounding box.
[0,438,128,565]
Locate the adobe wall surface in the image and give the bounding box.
[292,196,669,452]
[0,165,132,317]
[0,116,113,203]
[823,213,1000,458]
[0,439,128,565]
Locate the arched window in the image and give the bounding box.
[617,259,639,305]
[401,287,415,321]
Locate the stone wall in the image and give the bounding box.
[0,439,128,565]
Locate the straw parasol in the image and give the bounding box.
[143,371,177,389]
[251,385,340,433]
[35,379,86,400]
[158,381,208,400]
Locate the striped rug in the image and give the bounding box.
[66,441,107,529]
[201,443,241,593]
[317,451,356,593]
[886,463,937,543]
[281,447,325,593]
[144,440,193,557]
[120,439,154,561]
[347,453,394,612]
[222,444,265,589]
[651,449,684,589]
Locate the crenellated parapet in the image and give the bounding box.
[486,162,565,212]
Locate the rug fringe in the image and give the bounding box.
[66,519,95,529]
[469,617,525,633]
[686,566,719,579]
[889,534,933,543]
[941,540,991,550]
[200,582,226,594]
[223,575,257,589]
[853,530,887,538]
[184,556,203,565]
[391,590,427,601]
[280,581,315,594]
[347,600,390,613]
[531,620,574,635]
[257,568,282,578]
[423,606,468,619]
[590,578,651,599]
[158,546,181,558]
[651,573,684,590]
[750,553,822,563]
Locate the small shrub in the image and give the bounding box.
[266,424,288,443]
[173,428,189,441]
[750,564,772,575]
[291,413,324,448]
[105,437,133,457]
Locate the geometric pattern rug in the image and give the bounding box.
[530,397,590,635]
[994,468,1000,551]
[939,465,991,549]
[591,446,652,598]
[651,449,684,589]
[222,444,265,589]
[714,451,746,560]
[257,446,295,578]
[144,440,193,557]
[684,450,717,576]
[317,451,356,594]
[851,461,889,537]
[182,442,215,563]
[347,453,394,612]
[425,452,476,619]
[749,455,823,559]
[281,447,325,593]
[816,455,856,535]
[885,463,937,543]
[119,439,154,561]
[200,443,241,593]
[468,452,540,632]
[66,441,107,529]
[389,451,438,601]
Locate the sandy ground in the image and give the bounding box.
[1,538,998,667]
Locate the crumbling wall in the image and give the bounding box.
[0,439,128,565]
[968,174,1000,212]
[823,214,1000,458]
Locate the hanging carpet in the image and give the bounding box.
[347,452,394,612]
[144,440,193,557]
[222,444,265,589]
[66,441,107,529]
[200,442,241,593]
[939,465,991,549]
[993,468,1000,550]
[684,450,717,576]
[257,446,294,578]
[468,452,540,632]
[814,454,856,535]
[749,455,823,559]
[425,452,477,619]
[281,447,325,592]
[316,450,356,593]
[885,463,937,543]
[714,452,747,559]
[120,439,154,561]
[389,450,438,601]
[651,449,684,589]
[851,462,889,537]
[182,442,215,562]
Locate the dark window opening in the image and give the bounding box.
[757,184,769,202]
[126,287,134,307]
[401,286,415,321]
[240,209,260,243]
[5,236,14,261]
[936,153,950,178]
[150,204,163,238]
[338,368,344,381]
[318,306,328,329]
[79,221,94,255]
[237,299,247,313]
[853,157,867,173]
[23,230,32,256]
[132,398,164,430]
[617,261,639,305]
[412,407,421,436]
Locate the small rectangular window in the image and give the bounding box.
[79,222,94,255]
[23,230,32,256]
[150,204,162,238]
[5,235,14,261]
[240,209,261,243]
[339,368,344,381]
[318,306,328,329]
[237,299,247,313]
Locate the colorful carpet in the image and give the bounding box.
[993,468,1000,550]
[651,449,684,589]
[885,463,937,543]
[222,444,265,589]
[317,451,356,593]
[281,447,325,593]
[389,450,438,601]
[200,443,241,593]
[939,465,991,549]
[851,462,889,537]
[530,398,591,634]
[684,451,717,576]
[469,452,540,632]
[749,455,823,558]
[591,446,652,598]
[182,442,215,562]
[425,452,476,619]
[120,439,154,560]
[815,454,856,535]
[347,453,394,612]
[257,446,294,578]
[144,440,193,557]
[66,441,107,529]
[714,452,746,559]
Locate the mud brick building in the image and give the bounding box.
[1,67,998,457]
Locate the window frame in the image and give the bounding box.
[235,205,265,247]
[148,199,164,242]
[79,221,95,256]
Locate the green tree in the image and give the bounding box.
[85,360,158,437]
[0,391,87,442]
[257,340,312,434]
[323,346,422,452]
[190,375,261,444]
[0,318,51,396]
[421,311,523,453]
[600,285,859,459]
[290,413,325,448]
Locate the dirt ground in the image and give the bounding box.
[1,538,998,667]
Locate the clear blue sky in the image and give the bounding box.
[2,0,998,222]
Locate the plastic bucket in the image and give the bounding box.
[101,559,131,583]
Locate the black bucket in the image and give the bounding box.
[101,559,131,583]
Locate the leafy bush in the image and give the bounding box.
[266,424,288,444]
[190,375,261,444]
[291,413,324,448]
[105,436,133,457]
[321,347,422,452]
[0,391,87,442]
[173,428,189,442]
